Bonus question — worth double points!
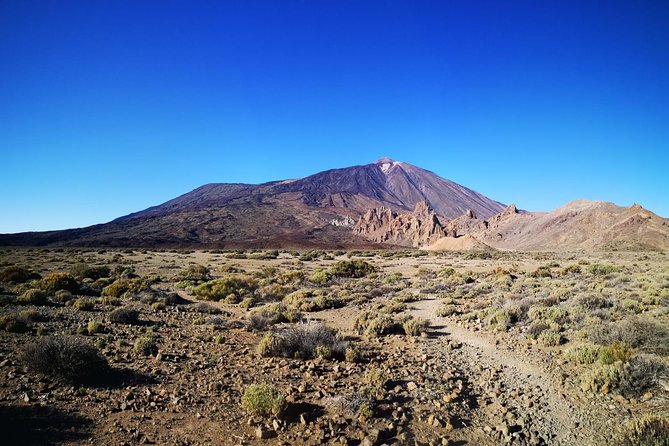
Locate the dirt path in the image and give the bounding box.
[411,298,609,446]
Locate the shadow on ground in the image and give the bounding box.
[0,404,93,445]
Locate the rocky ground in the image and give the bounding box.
[0,248,667,445]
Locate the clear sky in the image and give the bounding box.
[1,0,668,233]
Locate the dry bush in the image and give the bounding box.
[587,319,669,355]
[20,336,107,384]
[619,416,669,446]
[0,265,40,283]
[109,307,140,325]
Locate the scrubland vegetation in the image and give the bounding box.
[0,247,667,445]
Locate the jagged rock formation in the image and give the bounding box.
[352,201,448,247]
[353,199,669,252]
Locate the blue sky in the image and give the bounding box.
[1,0,668,232]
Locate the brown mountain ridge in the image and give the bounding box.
[1,159,667,251]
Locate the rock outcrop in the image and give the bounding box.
[352,201,448,247]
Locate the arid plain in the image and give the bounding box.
[1,247,667,445]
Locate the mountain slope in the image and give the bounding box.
[472,200,669,251]
[0,158,504,248]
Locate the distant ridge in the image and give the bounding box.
[0,159,504,248]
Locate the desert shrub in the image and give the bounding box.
[329,260,376,278]
[565,344,602,365]
[260,324,347,359]
[71,297,95,311]
[192,302,222,314]
[275,270,304,285]
[102,278,149,298]
[241,383,285,418]
[18,309,46,323]
[588,264,619,276]
[20,336,107,384]
[70,263,110,280]
[53,289,74,303]
[133,334,158,356]
[489,309,513,331]
[562,264,581,275]
[257,283,290,301]
[309,269,331,285]
[436,305,459,317]
[598,343,633,365]
[618,354,669,397]
[247,314,271,332]
[354,311,401,337]
[538,329,562,347]
[37,273,79,294]
[250,302,301,326]
[0,314,30,333]
[0,265,40,283]
[402,317,429,336]
[587,319,669,355]
[257,332,284,357]
[344,345,362,363]
[176,264,211,285]
[109,307,140,325]
[619,416,669,446]
[527,321,550,340]
[576,294,611,310]
[86,320,105,334]
[307,295,345,312]
[194,276,257,302]
[580,362,623,392]
[621,298,644,314]
[464,251,492,260]
[529,265,553,278]
[17,288,47,305]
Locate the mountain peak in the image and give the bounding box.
[374,157,396,164]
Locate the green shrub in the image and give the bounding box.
[588,264,619,276]
[598,343,633,365]
[102,278,148,298]
[194,276,257,302]
[87,320,105,334]
[70,263,110,280]
[580,362,623,393]
[241,384,285,418]
[527,321,550,340]
[37,273,79,294]
[177,264,211,283]
[0,265,40,283]
[309,269,331,285]
[133,334,158,356]
[565,344,601,365]
[17,288,47,305]
[538,329,562,346]
[250,302,301,326]
[354,311,401,337]
[329,260,376,278]
[257,332,284,357]
[72,297,95,311]
[53,289,74,303]
[402,317,429,336]
[490,309,513,331]
[20,336,108,384]
[0,314,30,333]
